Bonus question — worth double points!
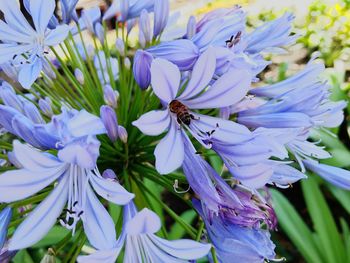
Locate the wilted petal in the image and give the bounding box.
[186,68,251,109]
[178,48,216,100]
[154,120,184,174]
[89,172,134,205]
[151,58,180,103]
[30,0,55,34]
[132,110,170,136]
[9,175,69,250]
[18,60,43,89]
[82,185,117,250]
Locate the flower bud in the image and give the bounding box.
[0,83,23,113]
[116,38,125,56]
[102,169,117,180]
[133,50,153,90]
[38,97,53,117]
[118,125,128,143]
[154,0,169,38]
[124,57,131,70]
[74,68,85,85]
[103,85,119,108]
[139,9,152,44]
[186,16,196,39]
[23,101,44,124]
[40,248,56,263]
[100,105,118,142]
[94,22,105,45]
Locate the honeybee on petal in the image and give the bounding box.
[169,100,195,125]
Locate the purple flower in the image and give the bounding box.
[78,202,211,262]
[0,0,69,89]
[133,49,252,174]
[0,141,134,250]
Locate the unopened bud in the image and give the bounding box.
[40,248,56,263]
[124,57,131,70]
[133,50,153,90]
[103,85,119,108]
[0,83,23,113]
[118,125,128,143]
[100,105,118,142]
[139,10,151,43]
[186,16,196,39]
[38,97,53,117]
[102,169,117,180]
[94,22,105,45]
[74,68,85,85]
[23,101,44,124]
[116,38,125,56]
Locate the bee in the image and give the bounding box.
[169,100,195,125]
[225,31,242,48]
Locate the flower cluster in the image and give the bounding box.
[0,0,349,262]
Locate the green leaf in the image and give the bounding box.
[13,250,35,263]
[301,177,347,263]
[271,189,323,263]
[168,210,197,239]
[328,184,350,214]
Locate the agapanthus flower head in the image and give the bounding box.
[0,0,69,88]
[78,202,211,263]
[133,48,252,174]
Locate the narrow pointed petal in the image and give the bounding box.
[30,0,55,34]
[149,235,211,260]
[125,208,161,235]
[303,160,350,190]
[77,248,120,263]
[0,164,66,202]
[18,60,43,89]
[132,110,170,136]
[186,68,251,109]
[154,120,184,174]
[82,185,117,250]
[89,172,134,205]
[151,58,180,103]
[12,140,62,171]
[229,163,274,189]
[9,175,69,250]
[45,25,70,46]
[178,48,216,100]
[0,1,35,36]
